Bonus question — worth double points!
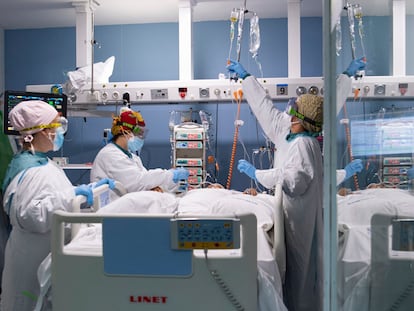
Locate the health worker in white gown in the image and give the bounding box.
[227,58,366,311]
[0,100,104,311]
[91,108,189,194]
[237,85,324,311]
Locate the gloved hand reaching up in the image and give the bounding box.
[226,60,250,80]
[172,168,190,183]
[344,159,363,179]
[343,57,366,77]
[407,167,414,180]
[237,159,257,181]
[74,184,94,206]
[93,178,116,190]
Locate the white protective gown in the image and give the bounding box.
[242,76,324,311]
[1,160,75,311]
[91,143,178,193]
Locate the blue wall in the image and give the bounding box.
[3,16,401,191]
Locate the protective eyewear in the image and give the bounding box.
[133,126,148,139]
[285,97,322,128]
[285,97,299,117]
[22,116,68,134]
[121,121,147,139]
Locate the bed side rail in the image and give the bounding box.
[70,181,126,238]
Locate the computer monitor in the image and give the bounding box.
[3,90,68,135]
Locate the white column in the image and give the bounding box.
[392,0,406,76]
[178,0,195,81]
[288,0,302,78]
[72,1,98,68]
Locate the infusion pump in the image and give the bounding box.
[171,123,206,192]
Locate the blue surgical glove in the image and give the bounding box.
[343,57,366,77]
[74,184,94,206]
[172,168,190,183]
[407,167,414,179]
[226,60,250,80]
[93,178,116,190]
[237,159,257,180]
[344,159,363,179]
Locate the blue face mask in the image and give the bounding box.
[49,128,65,151]
[127,136,144,153]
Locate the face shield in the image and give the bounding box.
[21,116,68,134]
[132,125,148,139]
[285,97,300,118]
[285,97,322,129]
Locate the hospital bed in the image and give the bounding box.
[48,184,287,311]
[337,188,414,311]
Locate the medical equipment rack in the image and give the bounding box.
[172,122,206,190]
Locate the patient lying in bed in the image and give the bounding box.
[66,187,287,311]
[337,187,414,311]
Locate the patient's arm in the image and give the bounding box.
[151,186,164,193]
[243,188,258,196]
[207,183,225,189]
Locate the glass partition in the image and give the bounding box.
[334,1,414,310]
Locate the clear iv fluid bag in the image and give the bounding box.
[336,20,342,56]
[249,14,261,58]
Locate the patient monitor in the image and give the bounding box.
[370,214,414,311]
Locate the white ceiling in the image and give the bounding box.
[0,0,409,30]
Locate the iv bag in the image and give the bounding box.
[336,20,342,56]
[249,14,261,58]
[199,110,210,131]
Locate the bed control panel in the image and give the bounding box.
[170,218,240,250]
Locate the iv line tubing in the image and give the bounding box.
[226,90,243,189]
[343,101,360,190]
[90,2,95,93]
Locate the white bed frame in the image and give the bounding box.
[52,211,258,310]
[50,184,285,311]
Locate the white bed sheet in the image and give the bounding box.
[65,189,287,311]
[337,188,414,311]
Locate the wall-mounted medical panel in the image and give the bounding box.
[349,76,414,98]
[26,77,324,105]
[26,76,414,107]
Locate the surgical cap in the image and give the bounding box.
[296,94,323,133]
[9,100,58,135]
[111,109,146,136]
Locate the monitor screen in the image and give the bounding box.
[3,90,68,135]
[351,113,414,157]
